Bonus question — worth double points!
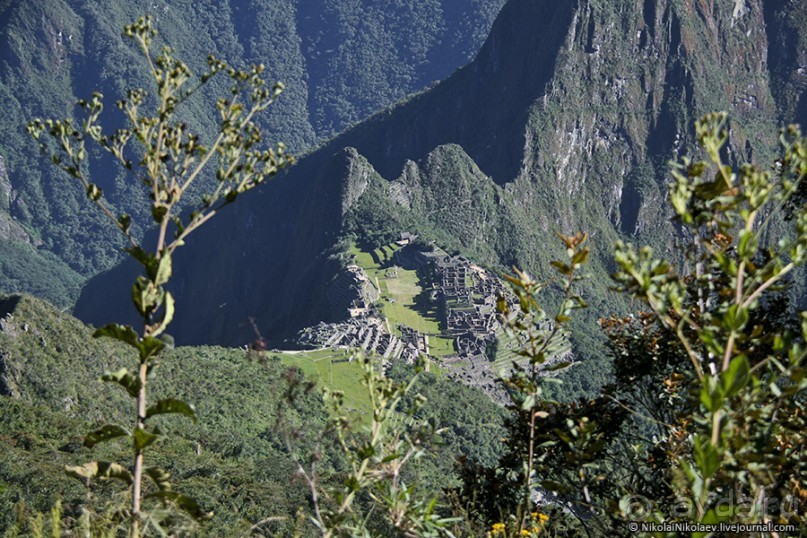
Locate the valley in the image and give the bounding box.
[0,0,805,534]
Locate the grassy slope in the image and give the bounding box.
[275,348,369,418]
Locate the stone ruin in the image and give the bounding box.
[297,317,422,368]
[295,242,572,401]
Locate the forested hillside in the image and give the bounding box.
[0,0,505,306]
[0,294,506,534]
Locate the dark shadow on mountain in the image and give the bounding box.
[0,295,21,319]
[74,147,356,347]
[311,0,578,184]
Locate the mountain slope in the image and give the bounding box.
[0,0,505,306]
[0,293,507,533]
[0,293,329,534]
[76,0,807,348]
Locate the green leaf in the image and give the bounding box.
[550,261,571,276]
[520,394,536,411]
[93,324,139,347]
[693,435,721,479]
[148,491,213,520]
[145,466,172,491]
[152,205,168,223]
[126,247,158,277]
[381,452,402,463]
[133,427,161,450]
[65,461,132,485]
[86,183,102,201]
[737,229,758,259]
[545,361,573,372]
[723,304,749,332]
[100,368,141,397]
[84,424,129,448]
[693,509,723,538]
[700,377,723,412]
[97,461,133,484]
[136,336,166,362]
[345,475,362,492]
[65,461,99,481]
[571,248,589,266]
[720,354,750,398]
[356,443,376,460]
[701,508,720,524]
[540,479,572,494]
[154,254,172,286]
[146,398,197,422]
[149,292,175,337]
[131,276,162,315]
[118,214,132,233]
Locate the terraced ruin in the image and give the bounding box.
[294,239,573,400]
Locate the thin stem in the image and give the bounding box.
[243,517,287,538]
[177,98,245,194]
[131,360,149,538]
[136,35,158,82]
[521,407,537,532]
[741,262,795,309]
[710,408,722,446]
[721,332,736,372]
[76,169,139,249]
[285,436,323,530]
[57,133,138,248]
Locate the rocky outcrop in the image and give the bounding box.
[0,156,39,246]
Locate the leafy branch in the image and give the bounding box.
[27,15,293,536]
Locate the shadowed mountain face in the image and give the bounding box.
[76,0,806,346]
[0,0,505,306]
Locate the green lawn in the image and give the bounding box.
[349,242,456,358]
[273,349,370,420]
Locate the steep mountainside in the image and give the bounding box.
[0,0,505,306]
[0,293,329,534]
[76,0,807,348]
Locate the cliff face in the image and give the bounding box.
[76,0,807,346]
[0,156,35,246]
[522,0,776,231]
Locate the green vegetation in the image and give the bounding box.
[0,240,83,309]
[283,354,459,537]
[27,16,293,533]
[458,115,807,536]
[5,91,807,538]
[0,295,331,536]
[0,293,507,536]
[275,349,370,417]
[1,0,806,532]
